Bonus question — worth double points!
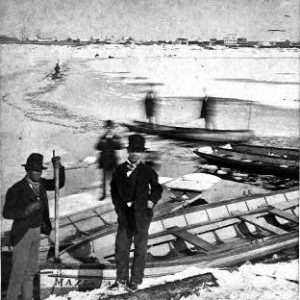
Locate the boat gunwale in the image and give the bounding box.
[194,149,299,175]
[57,192,298,260]
[43,231,299,270]
[214,147,299,163]
[131,121,254,134]
[231,143,300,153]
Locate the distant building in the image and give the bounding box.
[210,38,217,46]
[275,40,292,47]
[104,38,113,44]
[199,41,210,47]
[174,38,189,45]
[237,38,247,44]
[125,37,135,45]
[224,34,237,46]
[188,40,200,45]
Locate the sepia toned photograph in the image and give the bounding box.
[0,1,299,299]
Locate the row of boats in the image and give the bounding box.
[37,187,298,298]
[2,180,298,297]
[124,120,299,178]
[2,121,299,298]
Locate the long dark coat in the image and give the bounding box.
[95,134,122,170]
[110,162,162,229]
[144,92,157,118]
[3,168,65,246]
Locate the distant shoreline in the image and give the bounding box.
[0,40,299,49]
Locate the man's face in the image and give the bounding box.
[128,150,143,164]
[28,170,42,182]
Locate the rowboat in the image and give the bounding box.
[39,188,298,298]
[194,147,299,178]
[122,121,254,143]
[230,144,299,161]
[1,174,217,259]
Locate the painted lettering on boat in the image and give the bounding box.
[54,277,91,287]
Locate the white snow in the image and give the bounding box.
[1,43,299,300]
[44,260,299,300]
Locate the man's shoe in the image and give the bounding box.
[108,280,127,291]
[126,281,138,292]
[99,195,106,201]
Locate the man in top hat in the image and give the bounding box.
[110,134,162,291]
[3,153,65,300]
[95,120,122,200]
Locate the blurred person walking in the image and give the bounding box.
[54,61,60,76]
[95,120,122,200]
[200,96,216,129]
[144,90,158,124]
[110,134,162,291]
[3,153,65,300]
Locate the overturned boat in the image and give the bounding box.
[40,188,298,298]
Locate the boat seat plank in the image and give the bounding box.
[238,215,287,235]
[169,226,215,251]
[269,208,299,224]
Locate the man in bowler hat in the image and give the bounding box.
[3,153,65,300]
[110,134,162,291]
[95,120,122,200]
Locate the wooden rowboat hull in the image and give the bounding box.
[39,188,298,298]
[231,144,299,160]
[123,121,254,143]
[40,231,298,299]
[194,149,299,178]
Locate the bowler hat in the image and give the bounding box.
[127,134,147,152]
[22,153,47,172]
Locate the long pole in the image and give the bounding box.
[247,100,253,130]
[53,150,60,259]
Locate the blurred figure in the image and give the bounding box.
[95,120,122,200]
[144,90,157,124]
[3,153,65,300]
[54,61,60,76]
[144,150,161,172]
[200,96,216,129]
[95,53,99,58]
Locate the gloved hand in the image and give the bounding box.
[52,156,61,169]
[26,201,41,216]
[147,201,154,209]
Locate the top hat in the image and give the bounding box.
[104,120,115,128]
[127,134,147,152]
[22,153,48,172]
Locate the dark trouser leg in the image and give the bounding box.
[115,222,133,283]
[21,227,40,300]
[130,217,151,284]
[102,169,106,198]
[6,228,39,300]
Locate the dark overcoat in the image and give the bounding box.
[3,167,65,246]
[95,134,122,170]
[110,162,162,229]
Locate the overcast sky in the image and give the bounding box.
[0,0,298,41]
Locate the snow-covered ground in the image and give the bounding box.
[1,44,299,299]
[45,260,298,300]
[1,44,299,108]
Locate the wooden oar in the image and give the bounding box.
[53,150,60,261]
[169,193,204,213]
